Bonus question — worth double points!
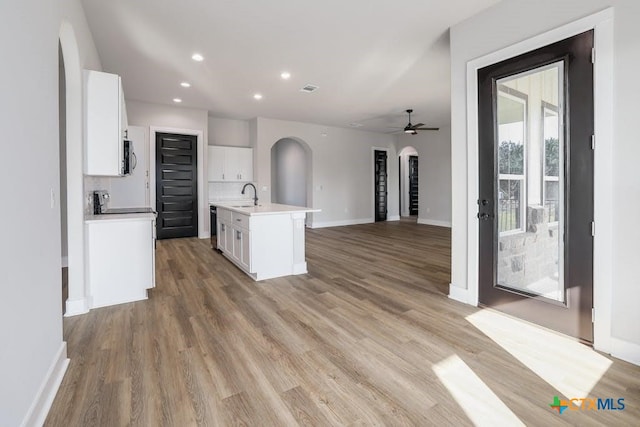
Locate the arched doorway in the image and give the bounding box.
[398,146,419,217]
[270,137,312,213]
[59,21,88,316]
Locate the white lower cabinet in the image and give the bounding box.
[218,210,252,273]
[240,228,251,271]
[85,215,156,308]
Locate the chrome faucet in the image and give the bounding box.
[241,183,258,206]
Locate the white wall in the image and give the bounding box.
[255,117,398,227]
[397,128,452,227]
[450,0,640,359]
[0,0,102,424]
[127,100,209,238]
[208,116,250,147]
[271,138,309,206]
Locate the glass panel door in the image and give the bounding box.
[477,30,594,343]
[495,63,565,302]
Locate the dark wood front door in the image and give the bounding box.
[155,133,198,239]
[408,155,419,216]
[477,31,594,342]
[374,150,387,222]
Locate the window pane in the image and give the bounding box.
[544,109,560,176]
[498,92,525,175]
[496,62,565,303]
[498,179,521,233]
[544,181,560,223]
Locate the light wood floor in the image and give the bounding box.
[46,221,640,426]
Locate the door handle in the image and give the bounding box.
[477,212,492,220]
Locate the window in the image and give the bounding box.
[542,104,560,224]
[497,85,527,234]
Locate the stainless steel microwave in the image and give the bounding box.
[122,140,137,175]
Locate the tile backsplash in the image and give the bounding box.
[208,182,256,202]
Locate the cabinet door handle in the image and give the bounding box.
[221,224,225,231]
[236,218,241,222]
[222,173,225,180]
[236,230,241,240]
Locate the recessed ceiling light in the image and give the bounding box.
[191,53,204,62]
[173,98,182,103]
[180,82,191,88]
[253,93,263,100]
[280,71,291,80]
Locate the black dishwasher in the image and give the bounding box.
[210,205,217,248]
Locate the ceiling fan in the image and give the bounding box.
[402,109,439,134]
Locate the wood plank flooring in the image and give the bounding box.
[46,220,640,426]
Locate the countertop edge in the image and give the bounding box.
[212,203,321,216]
[85,212,157,223]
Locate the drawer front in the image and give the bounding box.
[232,212,250,229]
[217,207,232,222]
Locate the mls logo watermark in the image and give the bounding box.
[549,395,625,414]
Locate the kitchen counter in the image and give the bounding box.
[84,211,157,308]
[215,203,320,281]
[85,212,157,222]
[210,202,320,216]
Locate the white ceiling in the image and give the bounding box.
[81,0,500,133]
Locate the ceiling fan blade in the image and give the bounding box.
[410,123,425,129]
[414,127,440,131]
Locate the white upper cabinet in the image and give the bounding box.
[207,146,226,181]
[84,70,129,176]
[208,146,253,182]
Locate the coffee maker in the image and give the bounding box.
[92,190,110,214]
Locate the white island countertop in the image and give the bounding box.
[211,202,320,216]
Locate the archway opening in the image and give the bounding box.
[59,21,88,316]
[58,42,68,313]
[270,137,312,214]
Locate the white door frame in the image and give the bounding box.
[150,126,206,239]
[457,9,614,353]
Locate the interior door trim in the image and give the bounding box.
[454,9,614,351]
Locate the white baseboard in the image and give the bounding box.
[64,297,90,317]
[417,218,452,228]
[61,256,68,268]
[310,218,373,229]
[20,342,69,427]
[609,337,640,366]
[448,283,472,305]
[387,215,401,221]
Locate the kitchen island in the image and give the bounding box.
[212,203,319,281]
